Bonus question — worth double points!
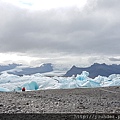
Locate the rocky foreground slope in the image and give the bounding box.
[0,86,120,113]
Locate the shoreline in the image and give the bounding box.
[0,86,120,113]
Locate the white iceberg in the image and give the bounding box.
[0,71,120,91]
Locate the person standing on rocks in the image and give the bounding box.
[22,87,25,91]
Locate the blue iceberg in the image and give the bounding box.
[15,81,39,91]
[0,87,10,92]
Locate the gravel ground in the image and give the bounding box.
[0,86,120,113]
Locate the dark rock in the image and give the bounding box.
[0,103,3,107]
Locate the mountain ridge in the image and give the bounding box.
[0,63,21,72]
[1,63,120,77]
[64,63,120,78]
[8,63,53,76]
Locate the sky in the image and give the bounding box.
[0,0,120,68]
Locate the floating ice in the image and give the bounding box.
[0,87,10,92]
[0,71,120,92]
[76,71,89,80]
[81,80,100,88]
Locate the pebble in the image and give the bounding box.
[0,103,3,107]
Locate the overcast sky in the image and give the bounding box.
[0,0,120,68]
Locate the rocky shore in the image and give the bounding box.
[0,86,120,113]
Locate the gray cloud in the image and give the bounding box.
[0,0,120,66]
[109,58,120,61]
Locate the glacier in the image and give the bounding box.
[0,71,120,92]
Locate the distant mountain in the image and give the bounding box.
[64,63,120,78]
[8,63,53,76]
[0,63,21,72]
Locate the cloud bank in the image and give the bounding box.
[0,0,120,66]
